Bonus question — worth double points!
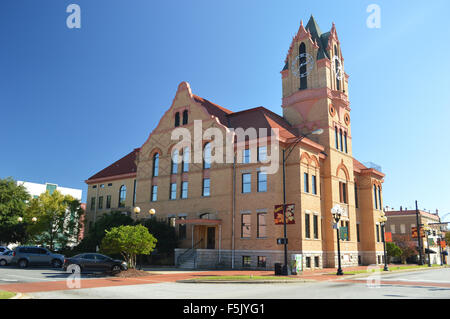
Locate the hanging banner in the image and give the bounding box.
[385,232,392,243]
[411,227,425,238]
[274,204,295,225]
[339,226,348,241]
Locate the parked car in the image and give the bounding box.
[0,250,14,266]
[11,246,65,268]
[63,253,127,273]
[0,246,10,254]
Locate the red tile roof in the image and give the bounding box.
[86,148,139,183]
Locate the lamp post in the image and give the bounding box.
[415,200,424,265]
[379,211,389,271]
[438,233,444,266]
[331,204,344,276]
[133,207,141,270]
[149,209,156,219]
[281,128,323,275]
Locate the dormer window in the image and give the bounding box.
[182,110,188,125]
[175,112,180,127]
[299,42,307,90]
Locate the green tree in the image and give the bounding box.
[77,211,134,252]
[445,232,450,247]
[0,177,30,244]
[101,225,157,269]
[142,218,178,254]
[26,191,84,250]
[386,242,402,262]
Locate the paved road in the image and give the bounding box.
[24,268,450,299]
[0,266,106,284]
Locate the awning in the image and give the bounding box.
[425,248,437,254]
[175,218,222,225]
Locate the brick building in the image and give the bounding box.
[85,16,386,270]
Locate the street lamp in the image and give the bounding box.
[281,128,323,275]
[17,217,37,223]
[331,204,344,276]
[423,222,432,267]
[133,206,141,221]
[379,211,389,271]
[149,208,156,219]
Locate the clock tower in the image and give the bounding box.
[281,16,359,267]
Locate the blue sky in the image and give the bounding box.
[1,0,449,220]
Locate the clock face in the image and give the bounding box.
[291,53,314,78]
[332,56,343,81]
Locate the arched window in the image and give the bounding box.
[182,110,188,125]
[299,42,307,90]
[182,147,190,172]
[118,185,126,208]
[339,129,343,152]
[334,45,341,91]
[373,185,378,210]
[175,112,180,127]
[171,149,179,174]
[335,126,339,149]
[377,186,382,210]
[203,143,211,169]
[152,153,159,177]
[344,132,348,153]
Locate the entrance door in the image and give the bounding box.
[207,227,215,249]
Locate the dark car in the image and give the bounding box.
[63,253,127,273]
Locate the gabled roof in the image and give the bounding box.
[86,148,139,184]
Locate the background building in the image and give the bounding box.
[385,208,447,265]
[17,181,82,200]
[85,16,386,270]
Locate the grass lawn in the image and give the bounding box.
[0,291,16,299]
[191,275,299,281]
[333,264,446,275]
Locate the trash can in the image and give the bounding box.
[274,263,282,276]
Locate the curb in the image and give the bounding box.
[341,265,449,280]
[176,279,315,284]
[9,292,31,299]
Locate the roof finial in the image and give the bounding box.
[300,19,303,27]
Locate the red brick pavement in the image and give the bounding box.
[0,265,441,293]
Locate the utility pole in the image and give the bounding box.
[416,200,424,265]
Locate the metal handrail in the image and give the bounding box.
[177,239,203,266]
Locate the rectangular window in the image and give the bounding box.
[374,185,378,210]
[170,183,177,200]
[242,173,251,193]
[258,146,267,162]
[202,178,210,197]
[312,175,317,195]
[346,221,350,241]
[306,257,311,268]
[355,184,359,208]
[314,256,319,268]
[305,213,310,238]
[133,179,137,207]
[90,197,95,210]
[178,216,186,240]
[357,224,360,242]
[390,224,396,234]
[181,181,188,199]
[106,195,111,209]
[340,182,348,204]
[257,256,266,268]
[242,256,251,267]
[376,224,380,242]
[313,215,319,239]
[257,213,267,238]
[304,173,309,193]
[400,224,406,234]
[168,217,176,227]
[98,196,103,210]
[339,130,343,152]
[257,171,267,192]
[243,149,251,164]
[335,127,339,149]
[151,185,158,202]
[344,132,348,153]
[241,214,251,238]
